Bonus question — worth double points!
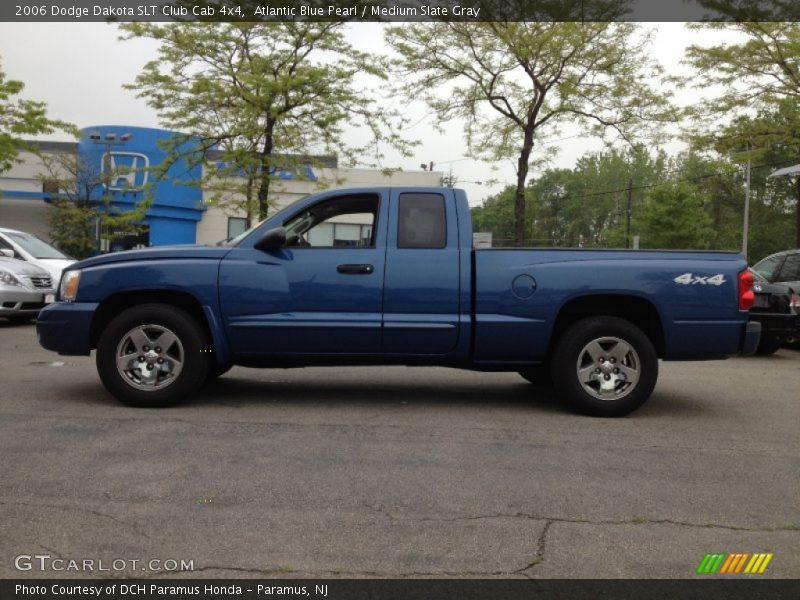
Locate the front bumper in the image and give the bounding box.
[0,287,55,317]
[740,320,761,356]
[36,301,99,355]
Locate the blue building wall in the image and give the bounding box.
[78,125,205,245]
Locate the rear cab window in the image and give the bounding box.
[397,193,446,248]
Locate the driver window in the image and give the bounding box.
[283,194,379,248]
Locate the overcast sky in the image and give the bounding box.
[0,22,728,204]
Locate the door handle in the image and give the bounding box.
[337,263,374,275]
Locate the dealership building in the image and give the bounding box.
[0,125,443,249]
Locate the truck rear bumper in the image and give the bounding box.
[36,302,99,356]
[740,320,761,356]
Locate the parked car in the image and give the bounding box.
[752,249,800,291]
[747,269,798,354]
[0,227,74,284]
[37,187,760,416]
[0,256,56,323]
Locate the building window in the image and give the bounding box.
[42,180,60,195]
[227,217,248,241]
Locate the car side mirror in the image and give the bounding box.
[254,227,287,252]
[0,248,14,258]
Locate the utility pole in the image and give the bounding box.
[742,152,751,260]
[626,178,633,249]
[796,175,800,248]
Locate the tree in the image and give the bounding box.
[685,22,800,247]
[387,20,672,246]
[121,22,412,222]
[36,147,151,259]
[636,183,715,250]
[0,60,67,176]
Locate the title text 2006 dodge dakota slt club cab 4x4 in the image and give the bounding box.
[37,187,760,416]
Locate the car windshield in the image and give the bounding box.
[6,232,70,260]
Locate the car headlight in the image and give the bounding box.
[0,270,21,286]
[59,270,81,302]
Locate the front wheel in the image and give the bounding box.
[96,304,210,407]
[550,316,658,417]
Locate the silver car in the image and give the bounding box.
[0,255,56,323]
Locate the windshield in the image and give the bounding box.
[6,232,70,260]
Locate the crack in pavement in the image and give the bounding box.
[142,565,535,578]
[365,506,800,533]
[1,500,152,540]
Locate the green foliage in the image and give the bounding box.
[37,148,151,259]
[685,23,800,248]
[121,22,414,221]
[0,60,71,176]
[46,199,96,260]
[388,19,673,245]
[473,146,668,247]
[471,146,795,257]
[635,183,714,250]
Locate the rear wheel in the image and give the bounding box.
[96,304,209,407]
[550,316,658,417]
[755,334,783,355]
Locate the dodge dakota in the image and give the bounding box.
[37,187,760,416]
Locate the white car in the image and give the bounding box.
[0,228,74,284]
[0,257,56,323]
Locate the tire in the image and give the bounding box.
[207,362,233,380]
[550,316,658,417]
[755,334,783,356]
[518,363,552,386]
[96,303,210,407]
[7,315,35,324]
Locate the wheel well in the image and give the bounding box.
[550,295,665,357]
[89,290,211,350]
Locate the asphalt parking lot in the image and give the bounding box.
[1,320,799,579]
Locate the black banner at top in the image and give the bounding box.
[3,0,800,23]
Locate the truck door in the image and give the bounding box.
[219,192,387,355]
[382,189,461,355]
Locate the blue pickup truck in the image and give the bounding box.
[37,187,760,416]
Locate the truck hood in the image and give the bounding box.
[70,245,232,270]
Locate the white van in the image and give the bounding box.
[0,228,75,284]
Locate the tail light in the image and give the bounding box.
[791,292,800,312]
[738,270,755,311]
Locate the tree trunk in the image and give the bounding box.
[514,134,534,247]
[256,119,276,221]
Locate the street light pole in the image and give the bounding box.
[743,151,751,260]
[88,131,132,253]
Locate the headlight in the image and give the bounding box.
[59,270,81,302]
[0,270,21,286]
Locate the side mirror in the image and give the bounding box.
[254,227,287,252]
[0,248,14,258]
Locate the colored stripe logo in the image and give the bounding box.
[696,553,773,574]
